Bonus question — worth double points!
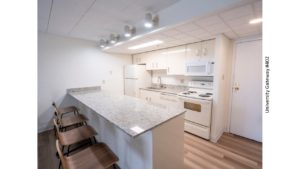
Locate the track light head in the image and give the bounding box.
[98,39,107,48]
[110,34,119,44]
[144,13,153,28]
[124,25,135,38]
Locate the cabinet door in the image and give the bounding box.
[154,50,167,70]
[202,39,215,58]
[186,42,202,61]
[145,52,154,70]
[165,46,186,75]
[145,50,167,70]
[139,89,150,101]
[133,53,150,65]
[139,89,163,104]
[159,93,179,107]
[133,54,140,64]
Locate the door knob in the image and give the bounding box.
[233,82,239,91]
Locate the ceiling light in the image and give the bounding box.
[128,40,163,50]
[144,13,157,28]
[249,18,262,24]
[98,39,107,48]
[124,25,135,38]
[110,34,119,44]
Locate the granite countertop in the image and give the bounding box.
[68,89,185,137]
[139,87,185,95]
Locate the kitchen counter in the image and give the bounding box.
[68,88,185,137]
[139,87,185,95]
[67,86,185,169]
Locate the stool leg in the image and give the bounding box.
[67,145,70,156]
[93,136,97,143]
[53,126,57,137]
[113,164,117,169]
[58,160,61,169]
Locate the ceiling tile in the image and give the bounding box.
[194,15,223,27]
[203,22,231,35]
[48,0,96,35]
[172,33,190,40]
[233,24,261,37]
[133,0,180,12]
[220,5,253,21]
[38,0,52,32]
[175,23,199,32]
[162,29,181,36]
[186,28,208,36]
[225,14,255,27]
[224,31,238,39]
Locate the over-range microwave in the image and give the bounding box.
[185,58,215,76]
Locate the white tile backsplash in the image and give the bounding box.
[151,70,213,86]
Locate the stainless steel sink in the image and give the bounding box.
[146,86,166,90]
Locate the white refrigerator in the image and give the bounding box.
[124,65,151,97]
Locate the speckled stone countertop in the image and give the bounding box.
[139,87,184,95]
[68,88,185,137]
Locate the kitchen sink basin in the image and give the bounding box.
[147,86,166,90]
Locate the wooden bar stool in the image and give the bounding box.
[52,102,88,132]
[56,139,119,169]
[54,119,97,154]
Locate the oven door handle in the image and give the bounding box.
[177,95,212,104]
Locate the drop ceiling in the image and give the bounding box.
[38,0,262,54]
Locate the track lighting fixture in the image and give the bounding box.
[98,39,107,48]
[110,34,119,44]
[124,25,135,38]
[144,13,158,28]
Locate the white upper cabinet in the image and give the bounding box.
[202,39,215,58]
[133,53,148,64]
[186,39,215,61]
[145,50,167,70]
[165,46,186,75]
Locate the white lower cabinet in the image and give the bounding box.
[139,89,161,104]
[159,92,178,107]
[140,89,179,107]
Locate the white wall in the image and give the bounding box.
[210,34,233,142]
[38,32,131,132]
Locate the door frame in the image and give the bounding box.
[226,35,262,133]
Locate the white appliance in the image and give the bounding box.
[185,58,215,76]
[177,81,213,139]
[124,65,151,97]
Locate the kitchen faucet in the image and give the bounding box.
[157,76,163,88]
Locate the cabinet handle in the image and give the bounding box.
[167,67,169,73]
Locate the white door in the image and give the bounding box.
[230,39,262,142]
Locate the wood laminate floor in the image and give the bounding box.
[38,130,262,169]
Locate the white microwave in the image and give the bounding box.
[185,59,214,76]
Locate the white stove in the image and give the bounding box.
[177,88,213,100]
[177,81,213,140]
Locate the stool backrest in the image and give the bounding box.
[53,118,61,132]
[56,139,68,169]
[52,102,78,119]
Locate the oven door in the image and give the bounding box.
[178,96,212,126]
